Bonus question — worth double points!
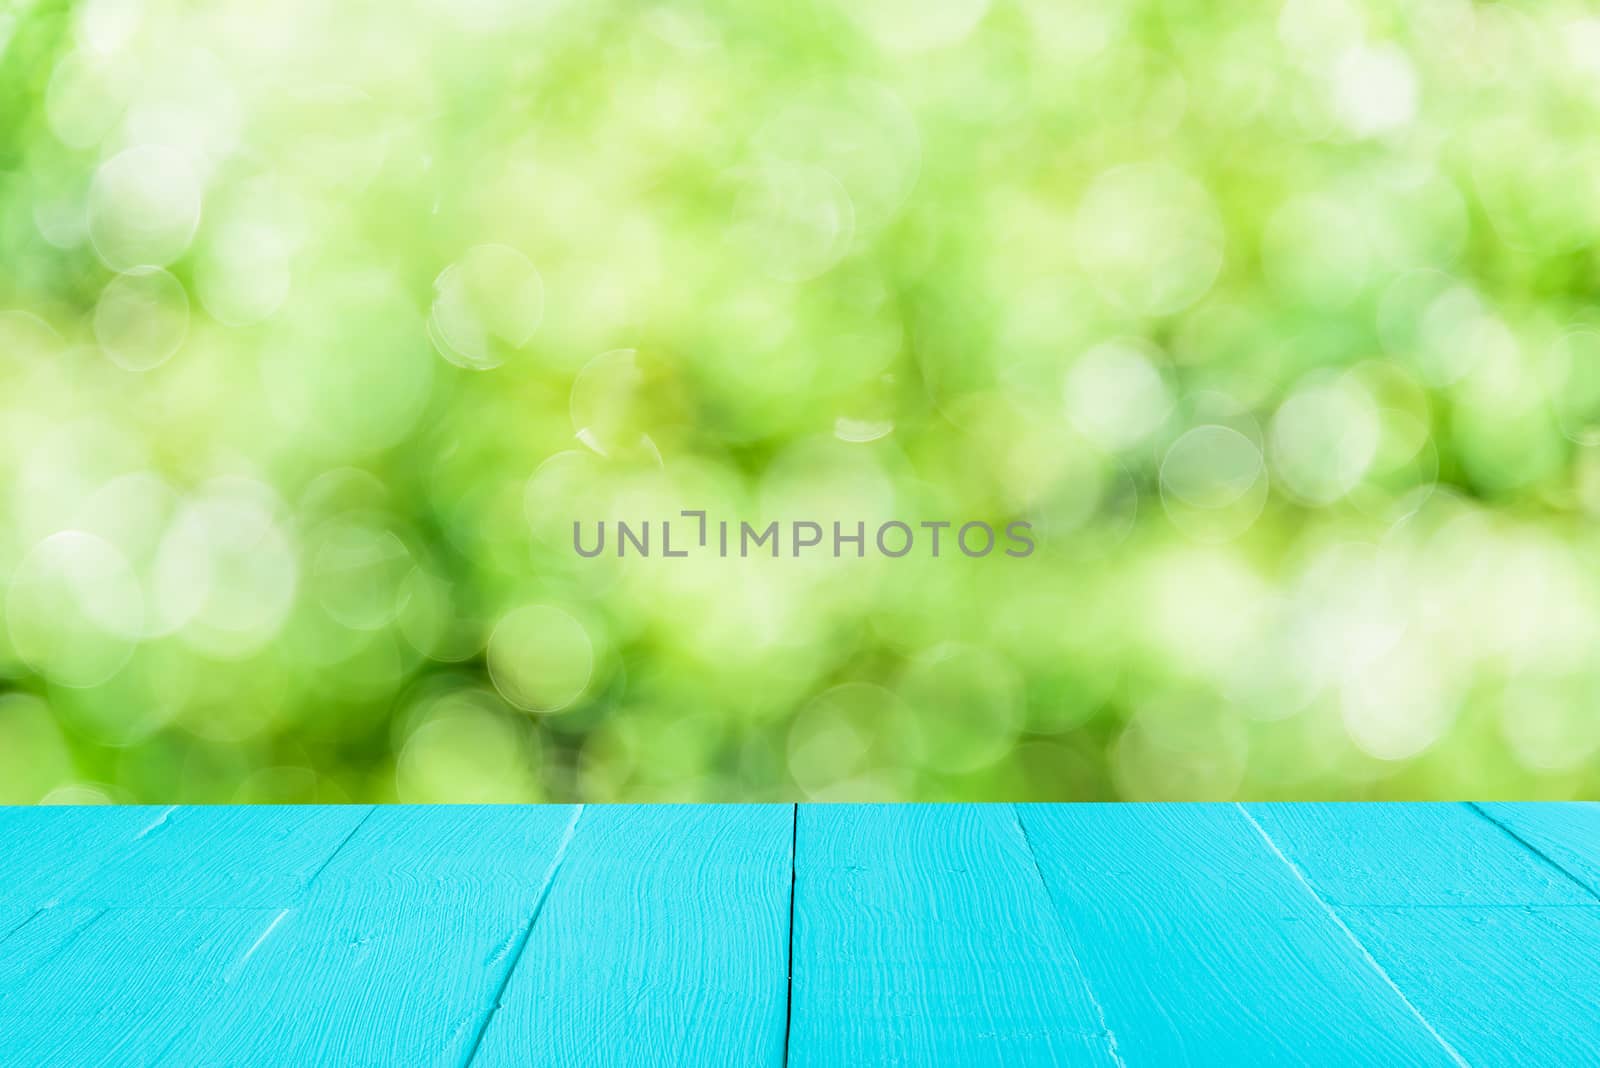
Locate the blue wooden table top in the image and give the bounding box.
[2,803,1597,1066]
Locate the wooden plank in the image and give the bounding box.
[155,805,579,1067]
[154,905,534,1067]
[0,907,280,1068]
[1242,803,1594,906]
[0,905,103,990]
[0,907,37,942]
[470,804,793,1068]
[1246,803,1600,1065]
[305,804,579,907]
[0,806,157,908]
[1473,802,1600,899]
[7,801,1597,1067]
[788,804,1120,1068]
[1018,804,1463,1067]
[51,805,375,908]
[1338,905,1600,1066]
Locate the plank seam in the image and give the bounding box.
[781,803,798,1068]
[459,803,586,1068]
[1011,805,1130,1068]
[0,908,42,946]
[2,907,109,992]
[299,805,377,897]
[0,907,44,948]
[1465,803,1600,903]
[1235,804,1474,1068]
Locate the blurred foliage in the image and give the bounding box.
[4,0,1600,803]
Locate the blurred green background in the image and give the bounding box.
[4,0,1600,803]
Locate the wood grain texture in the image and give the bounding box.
[1337,904,1600,1068]
[0,905,103,990]
[0,906,36,942]
[1018,803,1463,1067]
[0,907,279,1067]
[1247,803,1600,1066]
[0,805,155,908]
[35,805,375,908]
[156,805,579,1067]
[1243,802,1594,906]
[789,804,1120,1068]
[1473,802,1600,899]
[469,804,793,1068]
[306,804,580,908]
[3,802,1600,1066]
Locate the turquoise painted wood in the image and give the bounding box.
[1017,804,1463,1066]
[1472,801,1600,898]
[1337,906,1600,1067]
[1241,802,1594,905]
[155,805,580,1067]
[0,805,159,908]
[66,805,374,908]
[2,802,1599,1067]
[0,804,373,909]
[790,805,1119,1067]
[470,804,792,1068]
[0,907,34,940]
[0,907,281,1067]
[1243,802,1600,1066]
